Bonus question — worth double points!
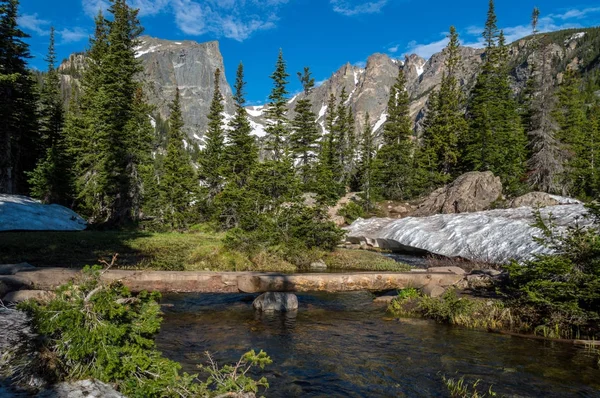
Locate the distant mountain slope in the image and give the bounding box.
[58,27,600,145]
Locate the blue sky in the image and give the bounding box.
[17,0,600,105]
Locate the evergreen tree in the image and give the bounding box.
[28,27,70,204]
[160,88,197,228]
[359,113,376,211]
[0,0,39,194]
[199,68,226,200]
[224,62,258,188]
[524,7,565,194]
[66,1,151,224]
[314,92,344,202]
[416,26,467,192]
[290,67,320,189]
[373,67,414,200]
[554,69,592,196]
[264,49,290,161]
[463,0,527,194]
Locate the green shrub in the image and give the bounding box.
[503,208,600,338]
[17,266,271,397]
[337,201,366,224]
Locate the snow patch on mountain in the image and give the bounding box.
[246,106,264,117]
[249,119,267,137]
[373,112,388,132]
[135,44,161,58]
[565,32,586,44]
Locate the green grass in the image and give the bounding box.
[323,249,411,271]
[0,231,409,273]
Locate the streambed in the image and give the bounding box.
[157,291,600,397]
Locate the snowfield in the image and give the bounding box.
[346,204,591,264]
[0,195,87,231]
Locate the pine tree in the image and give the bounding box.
[199,68,226,200]
[28,27,70,204]
[463,0,527,194]
[65,1,153,224]
[314,92,344,202]
[373,67,414,200]
[160,88,197,228]
[554,69,590,196]
[0,0,39,194]
[416,26,467,193]
[264,49,290,161]
[359,113,376,211]
[290,67,319,188]
[524,7,565,194]
[224,62,258,189]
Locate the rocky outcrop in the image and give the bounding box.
[253,292,299,312]
[328,192,361,226]
[36,380,124,398]
[0,195,87,232]
[411,172,502,217]
[509,192,581,208]
[346,203,591,264]
[60,36,234,141]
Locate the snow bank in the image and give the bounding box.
[346,204,590,264]
[0,195,87,231]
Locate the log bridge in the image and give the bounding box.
[1,267,464,295]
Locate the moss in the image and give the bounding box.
[323,249,411,271]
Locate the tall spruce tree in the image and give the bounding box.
[373,67,414,200]
[28,27,70,204]
[199,68,226,200]
[463,0,527,194]
[359,113,376,211]
[66,1,151,224]
[524,7,565,194]
[224,62,258,188]
[264,49,290,161]
[290,67,320,189]
[0,0,39,194]
[160,88,197,228]
[416,26,467,192]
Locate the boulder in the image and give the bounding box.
[422,284,446,298]
[510,192,559,208]
[411,171,502,217]
[309,260,327,270]
[2,290,55,304]
[37,380,124,398]
[0,263,35,275]
[373,290,398,303]
[252,292,299,312]
[328,192,361,226]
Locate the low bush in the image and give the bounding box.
[16,265,271,397]
[337,201,366,224]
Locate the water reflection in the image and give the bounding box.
[156,292,600,397]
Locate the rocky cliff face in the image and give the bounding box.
[59,36,234,140]
[59,28,600,145]
[247,28,598,141]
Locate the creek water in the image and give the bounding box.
[156,291,600,397]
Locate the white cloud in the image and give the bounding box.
[405,36,449,59]
[82,0,110,18]
[330,0,389,16]
[18,13,50,36]
[58,27,89,44]
[387,44,399,53]
[407,6,599,59]
[171,0,283,41]
[553,7,600,20]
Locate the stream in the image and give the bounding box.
[156,291,600,397]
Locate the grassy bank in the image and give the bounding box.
[0,231,409,272]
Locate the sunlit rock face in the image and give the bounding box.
[346,203,590,264]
